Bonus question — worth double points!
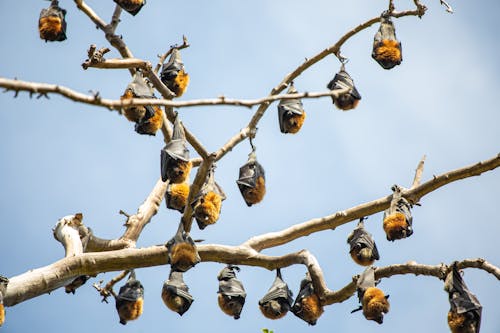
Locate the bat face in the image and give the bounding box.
[372,17,402,70]
[278,84,306,134]
[326,69,361,111]
[217,266,246,319]
[291,276,324,325]
[134,106,163,136]
[347,221,380,266]
[160,49,189,97]
[166,228,200,272]
[39,5,67,42]
[259,270,293,320]
[166,182,190,212]
[115,277,145,325]
[113,0,145,16]
[162,271,193,316]
[162,158,192,184]
[236,153,266,206]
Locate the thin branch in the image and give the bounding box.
[108,5,122,34]
[93,270,128,303]
[82,57,149,70]
[439,0,454,13]
[412,155,426,188]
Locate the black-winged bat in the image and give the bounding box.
[326,64,361,111]
[115,270,144,325]
[121,71,156,123]
[236,151,266,207]
[259,268,293,320]
[192,167,226,230]
[165,223,200,272]
[352,266,390,324]
[217,265,246,319]
[161,270,193,316]
[160,115,192,184]
[291,273,324,325]
[347,217,380,266]
[160,49,189,97]
[39,1,67,42]
[372,15,402,70]
[383,185,413,241]
[277,83,306,134]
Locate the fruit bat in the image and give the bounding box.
[372,15,402,70]
[291,273,324,325]
[352,266,390,324]
[162,270,193,316]
[236,150,266,207]
[347,217,380,266]
[0,276,8,327]
[160,115,192,184]
[115,270,144,325]
[444,262,482,333]
[38,1,67,42]
[259,268,293,320]
[165,223,201,272]
[113,0,145,16]
[192,167,226,230]
[160,49,190,97]
[383,185,413,241]
[65,275,90,294]
[277,84,306,134]
[166,182,190,213]
[134,105,163,136]
[217,265,246,319]
[326,65,361,111]
[121,71,156,123]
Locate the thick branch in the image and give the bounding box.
[53,213,85,257]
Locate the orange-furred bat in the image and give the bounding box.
[277,84,306,134]
[134,105,163,136]
[259,269,293,320]
[160,49,189,97]
[0,276,8,327]
[236,151,266,207]
[372,15,402,70]
[113,0,145,16]
[162,270,193,316]
[217,265,246,319]
[39,1,67,42]
[352,266,390,324]
[326,64,361,111]
[347,217,380,266]
[383,185,413,241]
[115,270,144,325]
[192,167,226,230]
[166,182,190,213]
[166,223,200,272]
[121,71,156,123]
[291,273,324,325]
[160,115,192,184]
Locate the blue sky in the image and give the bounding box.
[0,1,499,332]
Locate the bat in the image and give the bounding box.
[383,185,413,241]
[134,105,164,136]
[291,273,324,325]
[372,15,402,70]
[444,262,482,333]
[165,182,190,213]
[192,167,226,230]
[165,223,201,272]
[160,49,190,97]
[0,276,8,327]
[347,217,380,266]
[161,270,193,316]
[326,65,361,111]
[113,0,145,16]
[115,270,144,325]
[160,115,192,184]
[217,265,246,319]
[65,275,90,294]
[38,1,67,42]
[258,268,293,320]
[236,150,266,207]
[277,83,306,134]
[121,71,156,123]
[352,266,390,324]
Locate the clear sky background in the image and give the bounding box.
[0,1,499,332]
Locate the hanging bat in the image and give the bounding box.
[192,167,226,230]
[165,223,201,272]
[166,182,190,213]
[65,275,90,294]
[0,276,8,327]
[259,268,294,320]
[160,49,190,97]
[291,273,324,325]
[326,65,361,111]
[352,266,390,324]
[236,150,266,207]
[161,270,193,316]
[372,15,402,70]
[113,0,145,16]
[383,185,413,241]
[347,217,380,266]
[134,105,164,136]
[277,84,306,134]
[38,1,67,42]
[121,71,156,123]
[160,115,192,184]
[444,262,482,333]
[217,265,246,319]
[115,270,144,325]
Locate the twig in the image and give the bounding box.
[108,5,122,33]
[412,155,426,188]
[154,36,190,74]
[439,0,454,13]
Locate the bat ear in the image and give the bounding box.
[385,294,390,300]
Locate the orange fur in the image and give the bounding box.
[121,89,147,123]
[383,212,408,241]
[171,242,197,270]
[168,160,192,184]
[243,176,266,205]
[167,182,190,211]
[447,311,477,333]
[336,97,360,111]
[172,70,189,97]
[136,106,163,135]
[119,298,143,323]
[286,112,306,134]
[350,248,375,266]
[162,289,185,314]
[218,294,243,319]
[259,300,288,320]
[362,287,390,323]
[374,40,402,63]
[300,294,324,325]
[39,16,63,41]
[0,304,4,326]
[195,191,222,226]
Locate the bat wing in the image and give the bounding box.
[445,264,482,314]
[117,283,144,302]
[259,276,293,304]
[349,228,379,259]
[236,160,265,188]
[219,279,247,298]
[161,49,184,83]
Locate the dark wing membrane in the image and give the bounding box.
[219,279,246,298]
[117,285,144,302]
